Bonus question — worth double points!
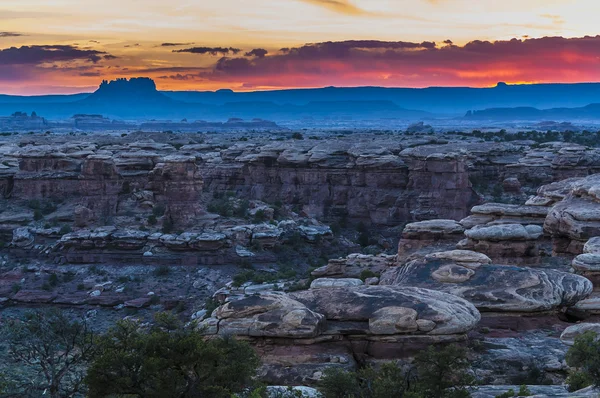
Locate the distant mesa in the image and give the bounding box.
[81,77,175,107]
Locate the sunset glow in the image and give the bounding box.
[1,0,600,94]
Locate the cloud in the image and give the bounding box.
[173,46,242,55]
[0,32,23,38]
[161,42,193,47]
[193,36,600,88]
[245,48,268,58]
[0,45,113,65]
[297,0,370,15]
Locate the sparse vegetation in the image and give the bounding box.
[565,330,600,391]
[85,314,260,398]
[1,310,97,398]
[319,344,474,398]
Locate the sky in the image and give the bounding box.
[1,0,600,94]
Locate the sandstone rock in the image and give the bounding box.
[266,386,320,398]
[369,306,418,334]
[502,177,521,192]
[74,205,95,228]
[465,224,542,241]
[398,220,464,258]
[12,227,34,248]
[460,224,543,265]
[311,254,395,279]
[364,277,379,285]
[402,219,464,238]
[380,256,592,313]
[310,278,363,289]
[584,237,600,254]
[431,264,475,283]
[290,285,480,335]
[298,225,332,242]
[560,323,600,346]
[425,250,491,269]
[211,293,326,338]
[572,253,600,272]
[544,174,600,255]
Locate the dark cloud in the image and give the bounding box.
[196,36,600,88]
[80,71,101,77]
[173,46,242,56]
[245,48,268,58]
[158,73,198,81]
[0,45,113,65]
[103,54,118,60]
[0,32,23,38]
[161,42,193,47]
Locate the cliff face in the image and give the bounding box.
[5,144,203,226]
[5,135,600,232]
[201,139,479,226]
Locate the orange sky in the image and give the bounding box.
[1,0,600,94]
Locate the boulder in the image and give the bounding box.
[12,227,34,248]
[398,219,464,258]
[310,278,363,289]
[560,323,600,346]
[465,224,542,241]
[380,254,592,313]
[207,292,326,338]
[290,285,480,336]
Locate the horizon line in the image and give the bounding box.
[4,80,600,97]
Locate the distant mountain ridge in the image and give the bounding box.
[1,78,600,121]
[465,103,600,120]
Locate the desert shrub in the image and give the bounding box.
[153,203,166,217]
[120,181,131,194]
[253,209,268,223]
[147,214,158,225]
[565,330,600,390]
[85,314,260,398]
[319,345,473,398]
[359,269,377,281]
[59,224,72,234]
[1,310,97,398]
[162,217,174,234]
[153,265,170,277]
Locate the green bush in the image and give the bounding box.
[153,203,166,217]
[162,217,174,234]
[318,344,474,398]
[359,269,377,281]
[148,214,158,225]
[153,265,170,277]
[59,224,72,234]
[565,330,600,390]
[85,314,260,398]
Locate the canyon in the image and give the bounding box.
[3,129,600,395]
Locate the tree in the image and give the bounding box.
[565,330,600,391]
[85,313,261,398]
[1,309,97,398]
[318,345,473,398]
[407,344,474,398]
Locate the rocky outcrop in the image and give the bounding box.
[458,223,544,265]
[311,254,396,279]
[380,251,592,313]
[560,323,600,346]
[545,174,600,255]
[200,285,480,384]
[211,293,326,338]
[460,203,550,229]
[397,219,464,259]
